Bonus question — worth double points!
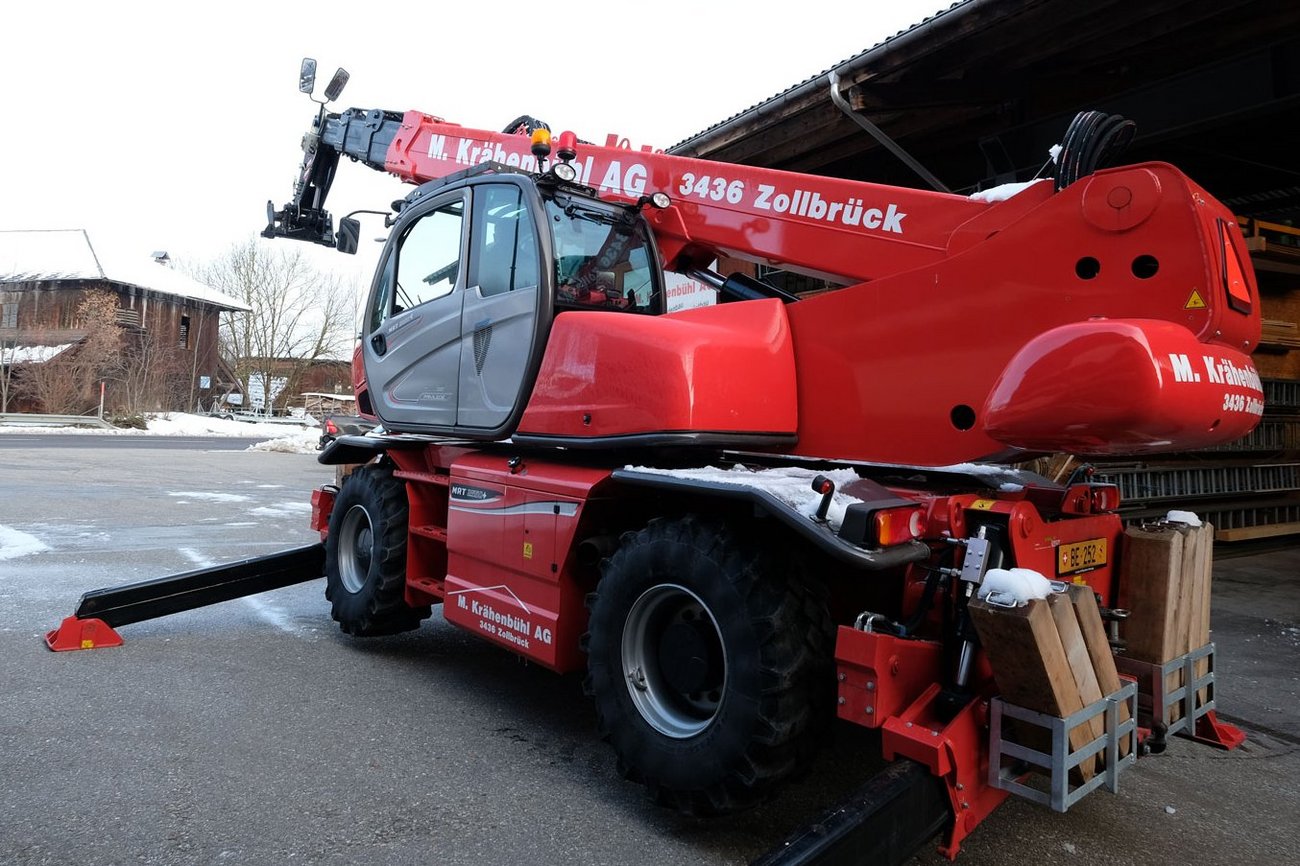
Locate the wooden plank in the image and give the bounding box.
[1189,524,1215,706]
[1068,585,1132,759]
[1215,521,1300,542]
[1048,593,1105,775]
[1120,524,1193,724]
[970,596,1096,781]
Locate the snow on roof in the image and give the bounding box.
[1,343,73,365]
[0,229,250,312]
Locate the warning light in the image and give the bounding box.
[556,130,578,162]
[530,128,552,160]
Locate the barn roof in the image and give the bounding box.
[668,0,1300,224]
[0,229,250,312]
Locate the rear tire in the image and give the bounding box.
[324,465,429,636]
[584,516,832,815]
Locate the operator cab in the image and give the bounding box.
[360,169,665,438]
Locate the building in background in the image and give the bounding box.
[0,229,249,414]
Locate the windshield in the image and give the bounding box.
[545,193,663,314]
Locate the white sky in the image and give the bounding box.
[1,0,955,284]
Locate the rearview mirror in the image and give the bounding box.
[299,58,317,94]
[324,68,350,102]
[335,217,361,255]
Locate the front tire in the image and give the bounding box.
[324,465,429,636]
[584,516,832,814]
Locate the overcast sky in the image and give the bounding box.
[2,0,954,283]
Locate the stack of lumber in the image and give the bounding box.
[1117,522,1215,723]
[1261,319,1300,349]
[970,585,1129,781]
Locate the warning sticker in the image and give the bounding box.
[1184,290,1206,310]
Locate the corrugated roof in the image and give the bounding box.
[0,229,250,312]
[669,2,967,152]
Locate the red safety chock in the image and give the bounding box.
[45,617,124,652]
[1191,710,1247,750]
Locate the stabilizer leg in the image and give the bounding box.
[750,760,951,866]
[43,544,325,651]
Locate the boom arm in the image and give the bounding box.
[266,107,990,284]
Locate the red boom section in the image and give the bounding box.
[786,165,1263,465]
[383,111,984,283]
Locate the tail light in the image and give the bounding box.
[310,486,337,533]
[1090,484,1121,512]
[873,505,926,546]
[325,419,339,435]
[1220,219,1253,314]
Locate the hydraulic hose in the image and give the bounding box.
[1055,111,1137,192]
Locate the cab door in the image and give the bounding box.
[362,192,467,430]
[457,181,545,431]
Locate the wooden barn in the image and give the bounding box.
[0,229,249,414]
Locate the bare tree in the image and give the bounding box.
[112,324,191,414]
[0,337,16,413]
[193,239,353,415]
[16,291,122,414]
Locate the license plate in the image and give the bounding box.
[1056,538,1108,576]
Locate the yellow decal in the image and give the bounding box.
[523,542,534,560]
[971,499,996,511]
[1184,290,1206,310]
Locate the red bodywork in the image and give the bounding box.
[363,113,1263,466]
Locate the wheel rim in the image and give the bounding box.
[621,584,726,739]
[337,504,375,594]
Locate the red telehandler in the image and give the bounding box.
[49,61,1265,863]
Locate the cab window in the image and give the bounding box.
[470,185,540,296]
[392,198,465,313]
[546,194,662,314]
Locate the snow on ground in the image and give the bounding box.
[0,413,321,453]
[0,525,52,561]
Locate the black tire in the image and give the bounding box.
[583,516,833,815]
[324,465,429,636]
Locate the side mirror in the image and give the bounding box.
[336,216,361,255]
[324,68,350,102]
[299,58,317,94]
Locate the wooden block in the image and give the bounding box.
[1068,585,1132,758]
[970,596,1095,781]
[1120,524,1194,664]
[1049,593,1105,774]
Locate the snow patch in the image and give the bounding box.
[969,179,1049,203]
[1165,510,1202,527]
[247,427,320,454]
[169,491,253,503]
[623,464,863,531]
[978,568,1053,606]
[0,411,317,439]
[248,502,314,518]
[0,525,51,561]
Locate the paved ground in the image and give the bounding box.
[0,440,1296,865]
